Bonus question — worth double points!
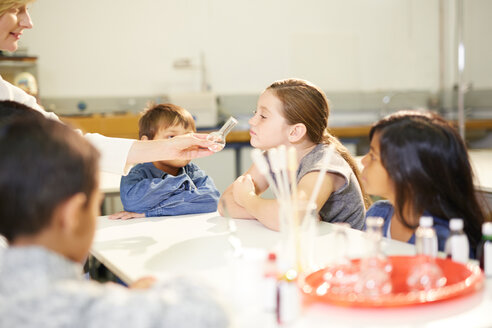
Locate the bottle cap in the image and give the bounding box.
[449,218,464,231]
[482,222,492,236]
[366,216,384,228]
[419,216,433,228]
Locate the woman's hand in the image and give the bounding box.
[232,174,256,207]
[108,211,145,220]
[166,133,216,160]
[127,133,217,165]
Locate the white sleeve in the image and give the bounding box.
[84,133,134,175]
[0,75,135,175]
[0,74,46,113]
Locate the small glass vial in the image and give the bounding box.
[407,216,447,291]
[206,116,238,152]
[354,216,392,298]
[444,218,469,264]
[299,203,318,274]
[415,216,438,257]
[276,268,300,325]
[322,223,358,294]
[263,252,278,312]
[477,222,492,278]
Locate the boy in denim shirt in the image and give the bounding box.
[0,111,228,327]
[111,103,220,220]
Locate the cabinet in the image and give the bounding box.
[0,56,38,94]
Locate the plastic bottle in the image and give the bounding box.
[477,222,492,278]
[263,252,278,312]
[354,216,392,297]
[444,218,469,263]
[276,269,300,325]
[322,223,358,294]
[407,216,447,291]
[415,216,438,257]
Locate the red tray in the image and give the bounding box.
[301,255,484,308]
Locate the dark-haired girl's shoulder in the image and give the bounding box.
[366,200,393,220]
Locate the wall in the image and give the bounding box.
[20,0,490,212]
[20,0,454,98]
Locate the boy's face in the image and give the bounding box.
[153,124,194,170]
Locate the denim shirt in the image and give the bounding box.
[365,200,450,252]
[120,162,220,216]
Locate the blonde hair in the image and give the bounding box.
[0,0,32,16]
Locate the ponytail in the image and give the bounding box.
[322,130,372,209]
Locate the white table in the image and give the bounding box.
[99,172,122,214]
[99,172,122,194]
[91,212,492,328]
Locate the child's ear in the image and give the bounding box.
[288,123,307,143]
[54,192,87,234]
[140,135,149,141]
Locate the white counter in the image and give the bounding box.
[91,212,491,328]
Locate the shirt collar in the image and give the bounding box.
[142,162,186,178]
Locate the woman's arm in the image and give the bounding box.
[127,133,215,163]
[84,133,216,175]
[2,75,217,175]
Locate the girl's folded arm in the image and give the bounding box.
[218,164,268,219]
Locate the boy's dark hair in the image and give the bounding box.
[138,103,196,139]
[0,109,100,242]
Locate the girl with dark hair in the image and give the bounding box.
[219,78,369,231]
[361,110,486,256]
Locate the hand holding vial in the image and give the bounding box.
[207,117,238,152]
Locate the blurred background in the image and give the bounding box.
[1,0,491,200]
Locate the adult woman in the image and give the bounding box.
[361,110,486,255]
[0,1,215,175]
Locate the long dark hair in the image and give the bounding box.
[370,110,486,251]
[267,78,371,208]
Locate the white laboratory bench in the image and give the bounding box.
[91,212,491,328]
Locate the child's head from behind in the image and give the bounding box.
[361,110,484,246]
[0,100,44,124]
[139,103,196,172]
[249,78,330,150]
[0,112,101,262]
